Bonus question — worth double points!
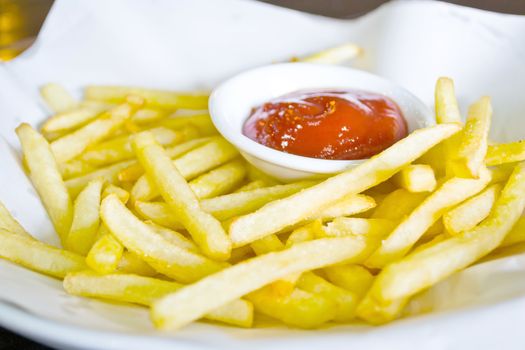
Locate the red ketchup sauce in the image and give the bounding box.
[242,90,408,160]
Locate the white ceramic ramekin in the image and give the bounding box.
[209,63,434,181]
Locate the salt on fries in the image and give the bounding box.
[1,50,525,332]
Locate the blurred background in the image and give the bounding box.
[1,0,525,61]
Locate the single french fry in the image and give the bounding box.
[16,123,73,243]
[0,229,85,279]
[443,183,502,235]
[189,159,246,199]
[117,251,157,277]
[60,160,97,180]
[286,220,323,247]
[50,96,143,163]
[101,195,226,282]
[157,114,217,136]
[145,221,199,253]
[77,127,190,166]
[485,141,525,166]
[247,285,336,328]
[358,162,525,323]
[356,294,409,325]
[132,132,232,260]
[324,218,396,237]
[66,179,104,255]
[297,271,359,322]
[151,237,366,330]
[0,201,32,238]
[234,180,267,193]
[324,264,374,298]
[310,195,376,221]
[65,160,134,198]
[63,271,253,327]
[371,189,427,220]
[299,43,362,64]
[490,163,515,184]
[41,104,108,135]
[85,86,209,110]
[449,97,492,178]
[366,167,491,268]
[40,83,77,113]
[229,124,461,247]
[500,215,525,248]
[102,184,129,203]
[85,233,124,274]
[250,234,284,256]
[435,78,462,124]
[392,164,436,193]
[131,137,239,201]
[117,137,212,182]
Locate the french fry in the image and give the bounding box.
[392,164,436,192]
[500,215,525,248]
[358,162,525,323]
[371,189,427,220]
[85,233,124,274]
[247,285,336,328]
[0,229,85,279]
[246,164,281,185]
[229,124,461,247]
[85,86,209,110]
[309,194,376,221]
[41,104,108,135]
[63,271,253,327]
[145,221,199,252]
[490,163,515,184]
[286,220,323,247]
[356,295,409,325]
[151,236,366,330]
[60,159,97,180]
[449,96,492,178]
[133,202,184,230]
[324,264,374,298]
[40,83,77,113]
[102,184,129,203]
[117,251,157,277]
[117,137,213,182]
[66,179,104,255]
[65,160,134,198]
[189,159,246,199]
[324,218,396,237]
[101,195,226,282]
[234,180,267,193]
[435,78,462,124]
[366,167,491,268]
[296,272,359,322]
[77,127,190,167]
[443,183,502,235]
[16,123,73,243]
[132,132,232,260]
[50,96,144,163]
[485,141,525,166]
[250,235,284,256]
[299,43,362,64]
[0,201,32,238]
[131,137,239,201]
[157,114,217,136]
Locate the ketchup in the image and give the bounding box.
[243,89,408,160]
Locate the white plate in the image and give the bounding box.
[1,0,525,349]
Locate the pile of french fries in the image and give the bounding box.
[1,45,525,331]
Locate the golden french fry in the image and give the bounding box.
[85,86,209,110]
[101,195,226,282]
[0,201,32,238]
[102,184,129,203]
[145,221,199,253]
[116,251,157,277]
[286,220,323,247]
[392,164,436,193]
[449,97,492,178]
[50,96,143,163]
[150,236,365,330]
[131,137,239,202]
[157,114,217,136]
[435,78,462,124]
[356,295,409,325]
[247,285,336,328]
[41,104,108,135]
[371,189,427,220]
[65,160,134,198]
[63,271,253,327]
[443,183,502,235]
[358,162,525,323]
[310,195,376,221]
[189,159,246,199]
[0,229,85,279]
[132,132,231,260]
[60,160,97,180]
[324,264,374,298]
[250,234,284,256]
[16,123,73,243]
[297,271,359,322]
[324,218,396,237]
[485,141,525,166]
[300,43,362,64]
[366,167,491,268]
[133,201,184,230]
[500,215,525,248]
[66,179,103,255]
[40,83,77,113]
[229,124,461,247]
[85,233,124,274]
[234,180,267,193]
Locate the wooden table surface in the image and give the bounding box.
[0,0,524,349]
